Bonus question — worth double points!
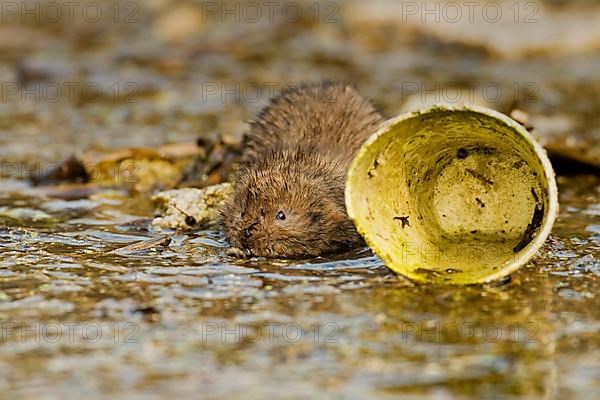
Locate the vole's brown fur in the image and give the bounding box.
[222,83,384,258]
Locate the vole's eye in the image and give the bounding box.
[276,211,286,221]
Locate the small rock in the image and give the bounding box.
[152,183,233,230]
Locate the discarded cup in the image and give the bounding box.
[345,105,558,284]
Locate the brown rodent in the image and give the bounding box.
[222,83,384,258]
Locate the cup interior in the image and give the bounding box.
[346,106,558,284]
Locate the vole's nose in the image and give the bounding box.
[242,222,258,239]
[240,222,258,256]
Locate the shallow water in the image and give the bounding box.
[1,0,599,398]
[0,174,598,398]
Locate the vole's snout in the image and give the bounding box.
[239,221,259,256]
[242,222,258,240]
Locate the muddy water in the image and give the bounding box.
[0,0,599,398]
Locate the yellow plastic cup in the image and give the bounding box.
[346,105,558,284]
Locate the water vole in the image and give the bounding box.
[222,83,384,258]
